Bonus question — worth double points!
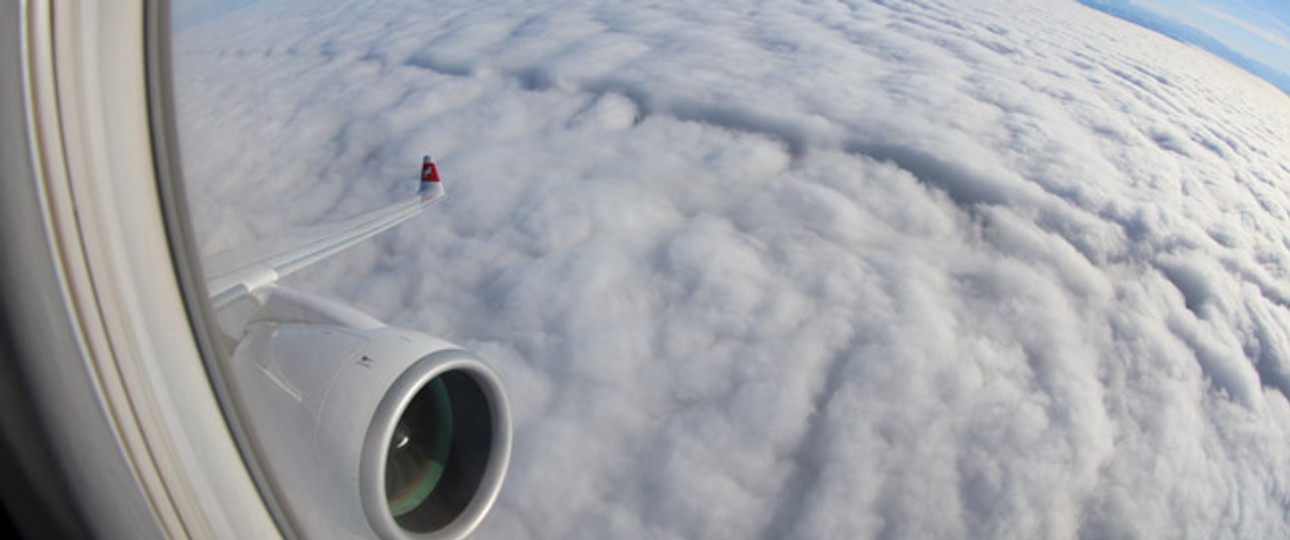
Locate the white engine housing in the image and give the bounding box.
[227,288,511,540]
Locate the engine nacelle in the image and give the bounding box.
[225,288,511,540]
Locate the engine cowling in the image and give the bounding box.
[226,288,511,540]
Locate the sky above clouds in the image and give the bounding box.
[172,0,1290,538]
[1137,0,1290,59]
[1083,0,1290,93]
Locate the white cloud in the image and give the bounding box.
[173,0,1290,538]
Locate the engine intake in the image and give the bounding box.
[362,352,510,539]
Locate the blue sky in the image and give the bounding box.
[1087,0,1290,93]
[1138,0,1290,63]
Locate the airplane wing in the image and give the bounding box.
[205,155,445,309]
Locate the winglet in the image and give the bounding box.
[419,155,444,199]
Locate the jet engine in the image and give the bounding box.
[224,286,511,540]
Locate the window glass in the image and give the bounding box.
[170,1,1290,538]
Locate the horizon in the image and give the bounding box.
[1083,0,1290,94]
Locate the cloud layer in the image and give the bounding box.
[174,0,1290,538]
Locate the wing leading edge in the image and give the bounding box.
[205,156,444,309]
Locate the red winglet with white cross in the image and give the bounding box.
[421,155,441,184]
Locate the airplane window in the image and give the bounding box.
[166,1,1290,539]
